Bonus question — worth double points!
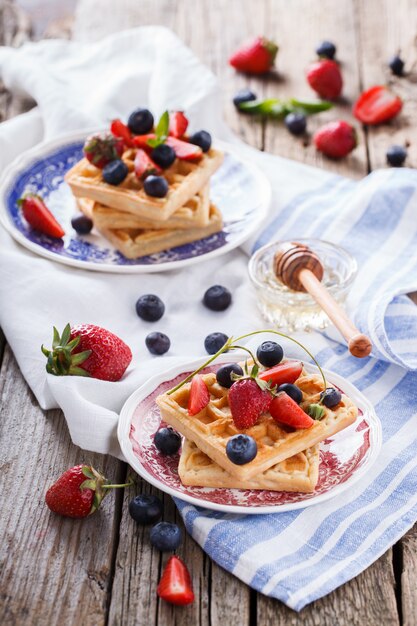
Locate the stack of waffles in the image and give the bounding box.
[156,366,358,493]
[64,146,224,259]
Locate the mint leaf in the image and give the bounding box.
[156,110,169,138]
[307,404,326,420]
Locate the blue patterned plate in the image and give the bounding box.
[0,131,271,273]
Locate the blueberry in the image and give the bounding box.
[128,494,163,525]
[277,383,303,404]
[188,130,212,153]
[127,108,154,134]
[204,332,229,355]
[150,521,182,552]
[216,363,243,388]
[135,294,165,321]
[256,341,284,367]
[203,285,232,311]
[154,427,181,455]
[386,145,407,167]
[316,41,336,59]
[320,387,342,408]
[151,144,176,168]
[226,434,257,465]
[102,159,128,185]
[71,214,93,235]
[144,175,169,198]
[146,331,170,355]
[284,112,307,136]
[233,88,257,108]
[389,55,404,76]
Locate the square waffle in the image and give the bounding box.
[65,147,224,221]
[156,368,358,481]
[98,203,223,259]
[76,184,211,230]
[179,439,320,492]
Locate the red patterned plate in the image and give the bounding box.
[118,354,382,514]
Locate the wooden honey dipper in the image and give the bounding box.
[273,242,372,358]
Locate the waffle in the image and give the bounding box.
[99,203,223,259]
[77,184,211,230]
[156,366,358,481]
[65,147,224,221]
[179,439,320,492]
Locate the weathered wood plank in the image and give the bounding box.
[262,0,367,178]
[355,0,417,171]
[0,346,125,626]
[400,525,417,626]
[257,549,399,626]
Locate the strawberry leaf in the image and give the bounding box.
[61,323,71,346]
[82,466,95,479]
[71,350,92,365]
[307,403,326,420]
[80,479,96,490]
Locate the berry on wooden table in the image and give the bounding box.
[316,40,337,59]
[226,434,257,465]
[145,332,170,355]
[127,108,154,134]
[284,112,307,136]
[150,522,182,552]
[102,159,129,185]
[203,285,232,311]
[204,332,229,355]
[129,494,163,525]
[71,214,93,235]
[353,86,402,125]
[306,59,343,100]
[229,36,278,74]
[233,88,257,108]
[389,55,405,76]
[157,556,194,606]
[135,294,165,321]
[386,145,407,167]
[154,427,182,455]
[314,120,357,159]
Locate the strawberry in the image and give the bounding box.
[228,378,272,429]
[18,194,65,238]
[166,136,203,161]
[314,120,357,159]
[258,361,303,387]
[353,85,402,125]
[83,132,124,169]
[157,556,195,606]
[188,375,210,415]
[45,464,129,518]
[132,133,156,150]
[169,111,189,138]
[306,59,343,100]
[42,323,132,381]
[134,149,162,179]
[229,36,278,74]
[110,118,134,146]
[269,392,315,429]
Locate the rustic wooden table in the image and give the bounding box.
[1,1,416,624]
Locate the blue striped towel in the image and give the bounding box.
[176,167,417,610]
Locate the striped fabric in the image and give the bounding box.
[176,167,417,610]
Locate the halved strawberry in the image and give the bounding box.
[110,119,134,146]
[134,149,162,179]
[269,392,315,429]
[353,86,402,125]
[18,194,65,238]
[166,136,203,161]
[228,378,272,429]
[188,375,210,415]
[169,111,189,138]
[132,133,156,150]
[258,361,303,387]
[157,556,194,606]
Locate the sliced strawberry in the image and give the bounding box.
[131,133,156,150]
[169,111,189,138]
[228,378,272,429]
[110,119,134,146]
[134,149,162,179]
[166,136,203,161]
[258,361,303,387]
[269,393,315,429]
[188,375,210,415]
[157,556,194,606]
[353,86,402,125]
[18,194,65,238]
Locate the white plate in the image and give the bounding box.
[118,354,382,514]
[0,130,270,273]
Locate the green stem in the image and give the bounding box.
[102,481,134,489]
[231,344,258,367]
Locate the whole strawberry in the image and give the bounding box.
[306,59,343,100]
[314,120,357,159]
[228,378,272,429]
[229,36,278,74]
[45,464,130,518]
[42,323,132,381]
[83,132,124,169]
